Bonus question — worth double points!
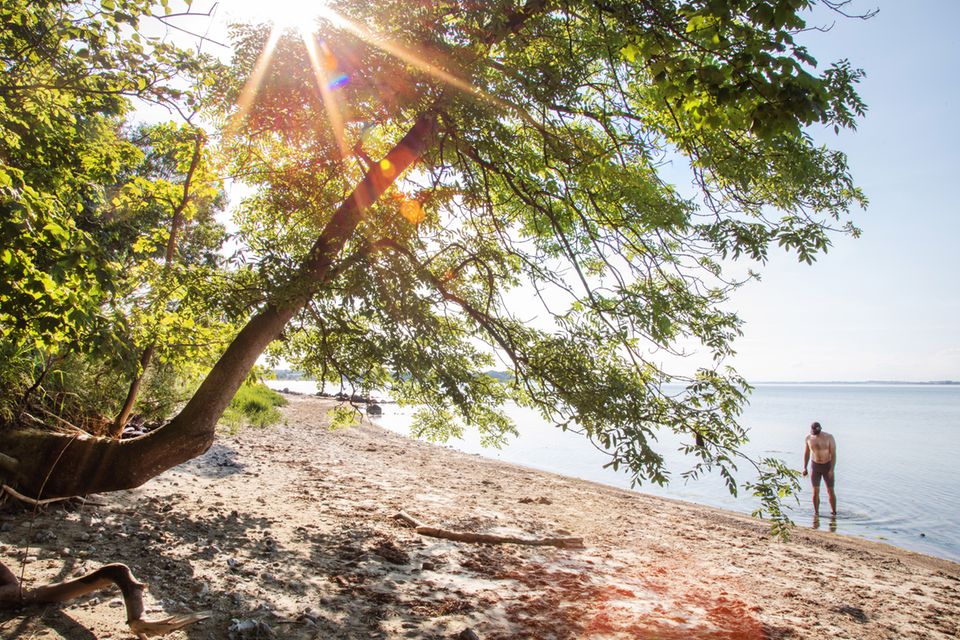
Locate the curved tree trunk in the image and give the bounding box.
[0,114,438,500]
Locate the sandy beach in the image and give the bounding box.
[1,393,958,639]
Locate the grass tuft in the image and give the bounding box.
[221,382,287,432]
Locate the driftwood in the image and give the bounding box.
[0,560,209,639]
[394,510,585,549]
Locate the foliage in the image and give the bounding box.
[221,382,288,432]
[108,122,234,389]
[0,1,235,426]
[220,0,867,530]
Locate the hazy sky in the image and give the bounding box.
[724,1,959,381]
[168,1,959,382]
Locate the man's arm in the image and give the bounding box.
[803,438,810,476]
[830,436,837,471]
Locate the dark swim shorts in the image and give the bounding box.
[810,461,834,489]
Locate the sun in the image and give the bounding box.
[225,0,330,35]
[270,0,328,34]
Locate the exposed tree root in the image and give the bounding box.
[0,560,209,638]
[1,484,72,506]
[394,510,585,549]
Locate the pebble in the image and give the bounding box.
[458,629,481,640]
[32,529,56,543]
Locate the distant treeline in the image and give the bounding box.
[272,369,305,380]
[272,369,515,383]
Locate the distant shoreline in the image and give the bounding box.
[750,380,959,386]
[271,370,959,387]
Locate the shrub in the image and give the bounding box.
[221,382,287,432]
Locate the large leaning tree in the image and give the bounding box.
[1,0,865,622]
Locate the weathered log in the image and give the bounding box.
[394,510,585,549]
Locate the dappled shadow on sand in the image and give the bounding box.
[0,406,797,639]
[0,497,269,639]
[1,491,782,640]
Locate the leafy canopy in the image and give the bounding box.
[221,0,866,529]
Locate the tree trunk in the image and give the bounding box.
[111,133,205,437]
[111,344,155,438]
[0,114,438,500]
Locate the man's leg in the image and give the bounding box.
[811,466,823,515]
[825,471,837,515]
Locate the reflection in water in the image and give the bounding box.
[811,514,838,533]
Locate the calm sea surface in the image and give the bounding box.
[268,381,960,562]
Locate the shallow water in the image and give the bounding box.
[268,380,960,562]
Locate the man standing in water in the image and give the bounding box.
[803,421,837,516]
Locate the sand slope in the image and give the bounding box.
[1,394,958,639]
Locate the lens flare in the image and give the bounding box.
[225,27,284,139]
[301,34,349,161]
[327,73,350,90]
[399,198,425,225]
[227,2,528,168]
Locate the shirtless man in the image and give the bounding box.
[802,421,837,516]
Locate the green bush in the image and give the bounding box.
[221,382,287,432]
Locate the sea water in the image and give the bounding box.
[267,381,960,562]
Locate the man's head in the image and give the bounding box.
[811,421,822,435]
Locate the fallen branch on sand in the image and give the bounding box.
[394,510,585,549]
[0,560,209,639]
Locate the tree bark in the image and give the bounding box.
[111,344,155,438]
[0,113,438,500]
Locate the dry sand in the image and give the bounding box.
[1,394,958,639]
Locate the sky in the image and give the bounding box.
[158,0,959,383]
[723,1,960,381]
